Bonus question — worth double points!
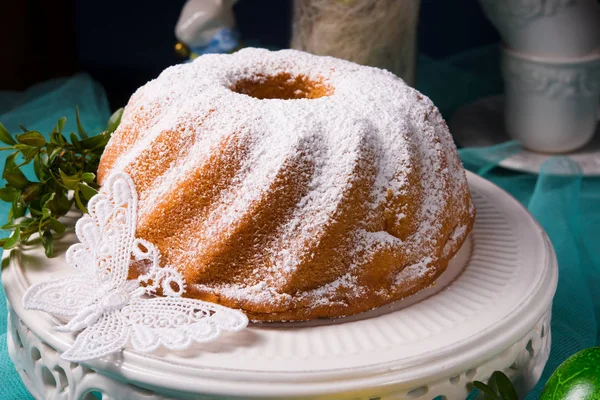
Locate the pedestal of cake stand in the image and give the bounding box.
[3,172,557,400]
[449,95,600,176]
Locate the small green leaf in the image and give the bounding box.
[40,196,52,211]
[39,150,49,167]
[28,197,42,216]
[42,206,51,218]
[487,371,500,396]
[4,171,30,189]
[70,132,81,149]
[3,228,21,250]
[47,193,71,217]
[12,198,26,219]
[41,229,54,257]
[17,217,34,226]
[81,172,95,183]
[0,187,18,202]
[78,182,98,200]
[79,133,109,150]
[33,153,42,180]
[17,131,46,148]
[2,152,29,189]
[75,106,88,139]
[2,217,34,230]
[0,123,16,145]
[50,130,62,145]
[3,151,19,174]
[29,208,43,217]
[14,144,39,161]
[473,381,501,400]
[40,192,54,207]
[3,152,29,188]
[49,131,67,147]
[48,217,65,234]
[22,183,43,203]
[73,187,87,213]
[1,218,27,230]
[59,169,79,190]
[106,107,124,133]
[491,372,518,400]
[53,117,67,134]
[48,145,62,163]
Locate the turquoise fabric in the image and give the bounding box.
[460,148,599,400]
[0,73,110,400]
[426,45,599,398]
[0,50,598,399]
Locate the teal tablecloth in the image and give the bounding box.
[1,48,599,399]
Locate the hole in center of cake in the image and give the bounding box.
[231,72,333,100]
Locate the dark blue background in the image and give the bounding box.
[74,0,499,108]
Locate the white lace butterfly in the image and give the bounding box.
[22,172,248,362]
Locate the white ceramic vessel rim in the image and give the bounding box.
[449,95,600,176]
[2,172,558,398]
[503,45,600,63]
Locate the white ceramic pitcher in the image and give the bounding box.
[502,47,600,153]
[478,0,600,58]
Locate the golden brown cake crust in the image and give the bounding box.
[98,48,475,322]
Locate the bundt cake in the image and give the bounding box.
[97,47,475,321]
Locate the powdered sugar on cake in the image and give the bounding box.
[98,48,474,320]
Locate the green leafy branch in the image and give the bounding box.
[0,107,123,257]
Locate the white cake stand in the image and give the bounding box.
[449,95,600,176]
[3,172,557,400]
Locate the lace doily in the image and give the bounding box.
[22,173,248,362]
